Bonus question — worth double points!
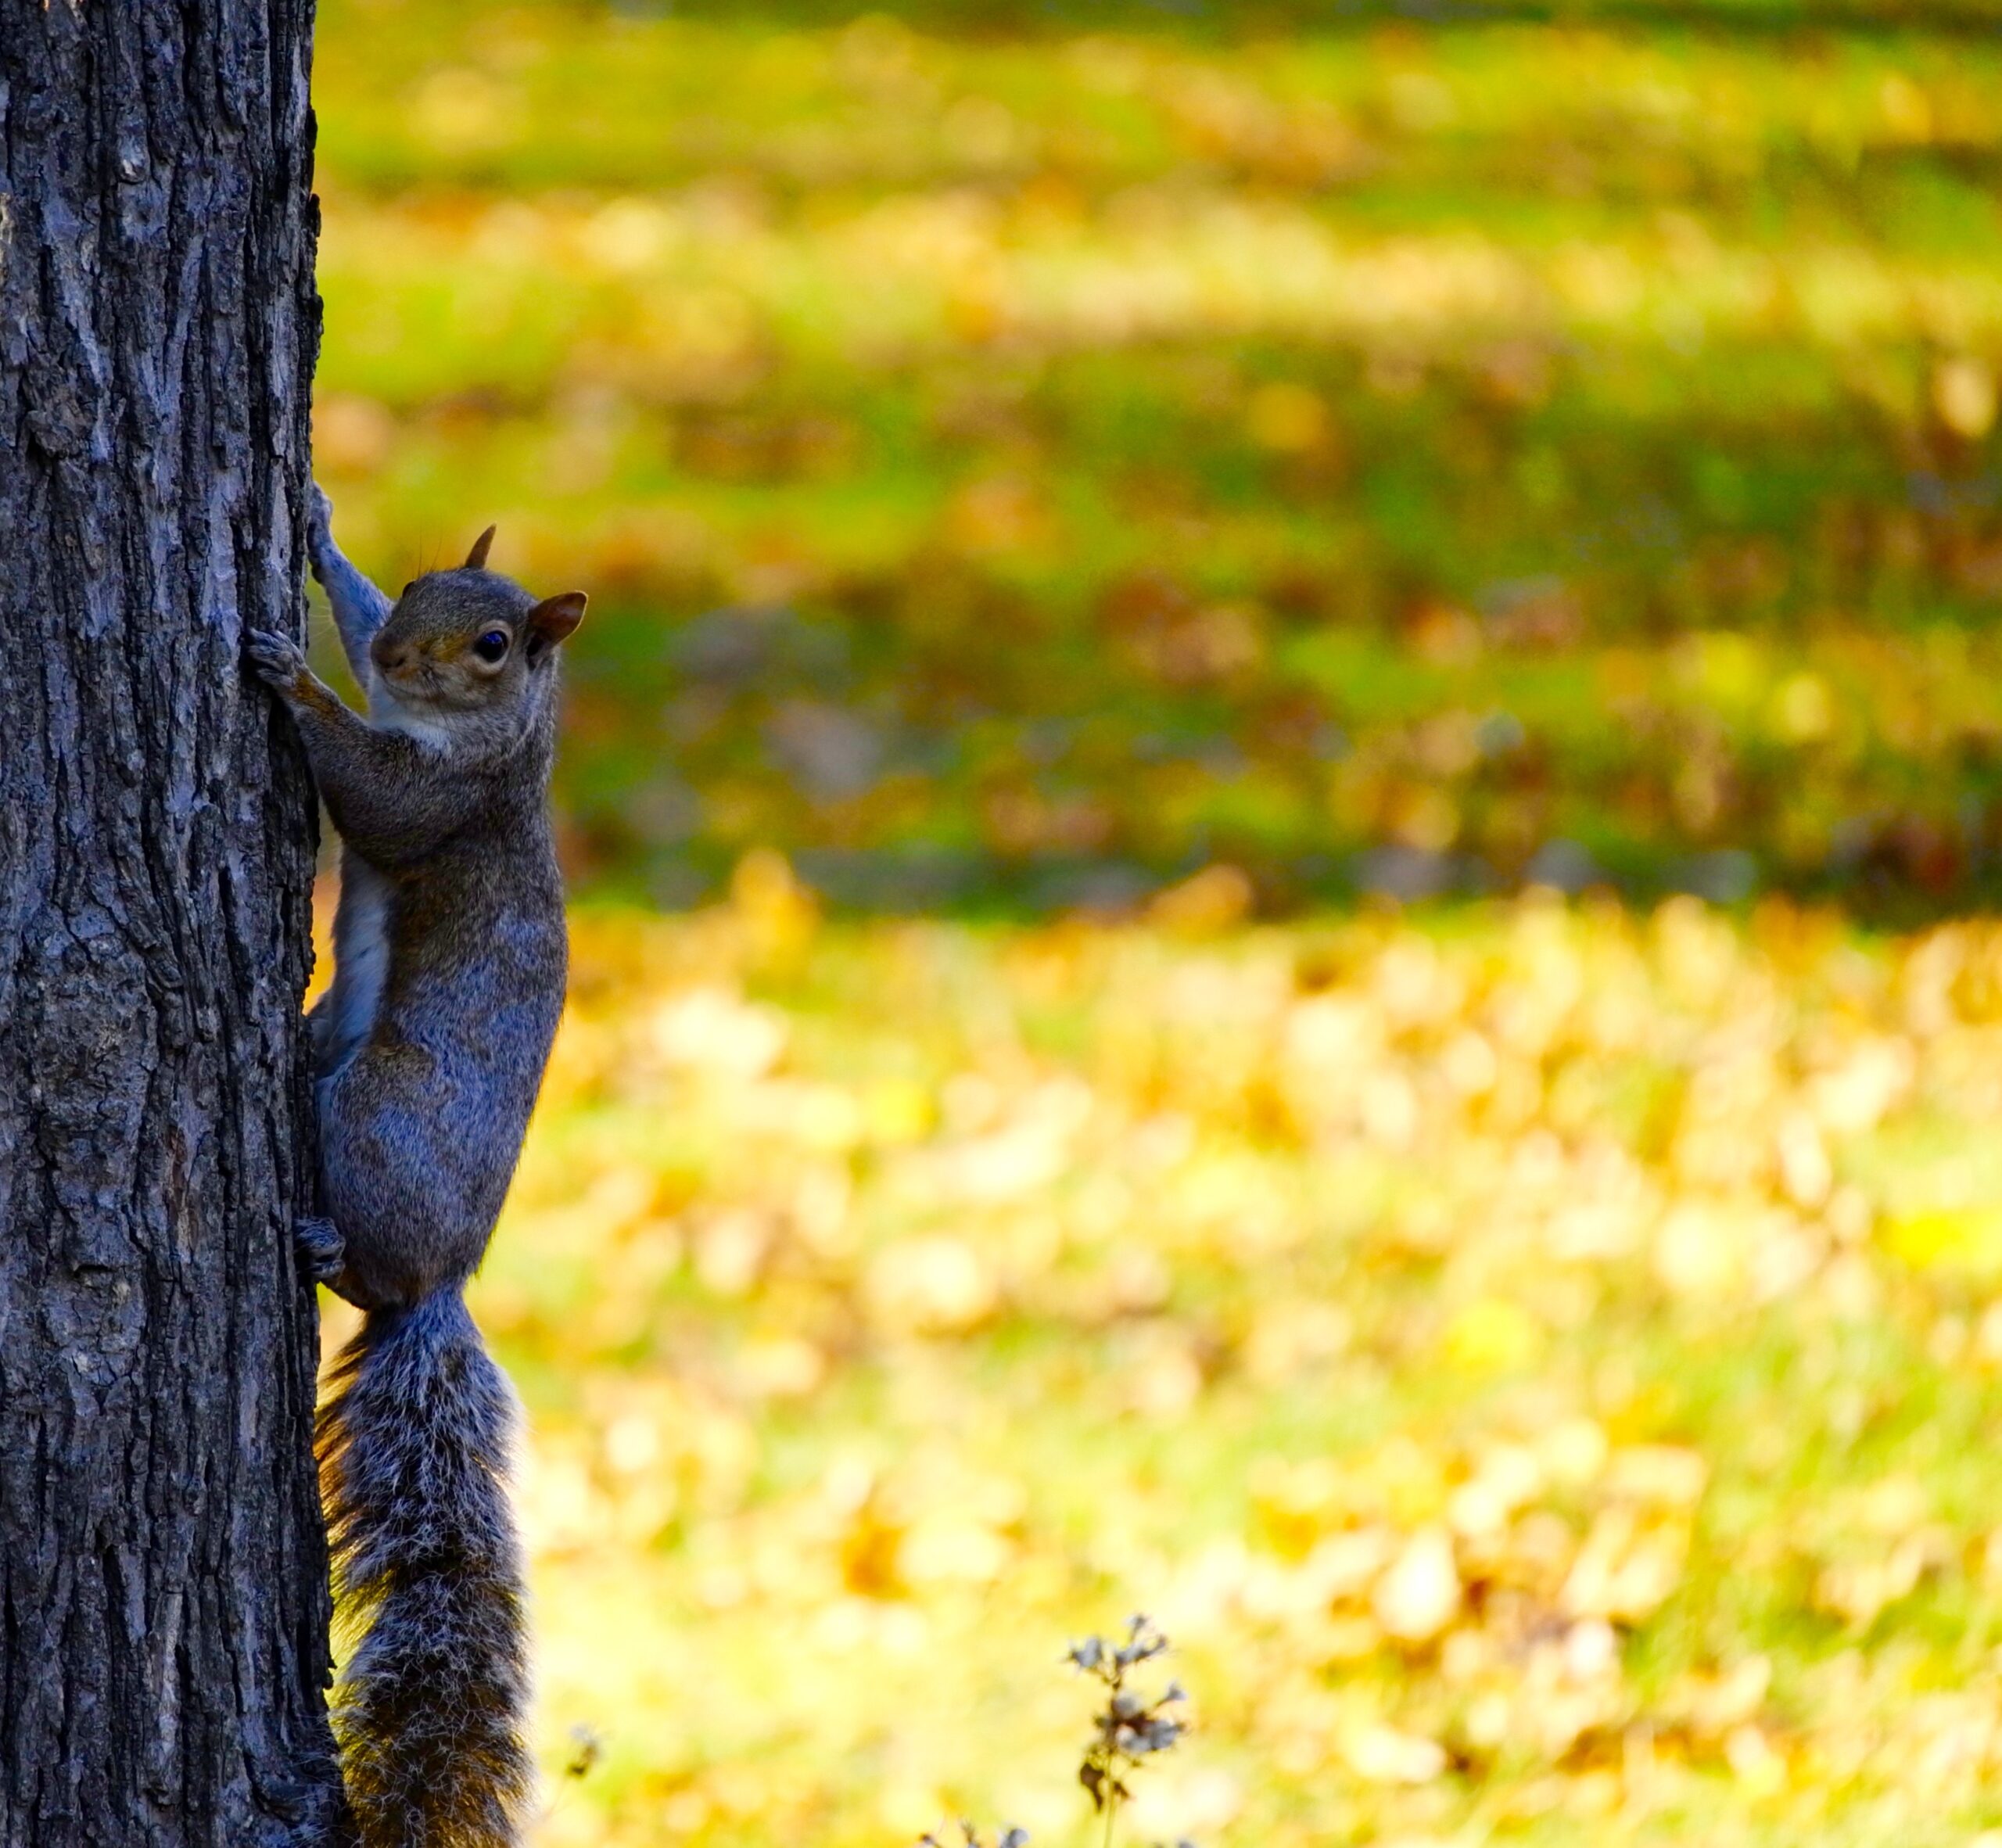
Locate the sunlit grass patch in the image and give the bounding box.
[414,888,2002,1843]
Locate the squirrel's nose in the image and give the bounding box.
[372,640,411,675]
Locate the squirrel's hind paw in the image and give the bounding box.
[295,1215,346,1285]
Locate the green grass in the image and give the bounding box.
[315,0,2002,914]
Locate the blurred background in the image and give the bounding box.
[314,3,2002,1843]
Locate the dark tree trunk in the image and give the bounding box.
[0,5,345,1846]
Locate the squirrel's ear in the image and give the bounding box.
[465,525,497,571]
[526,590,587,648]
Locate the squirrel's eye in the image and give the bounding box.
[472,629,510,664]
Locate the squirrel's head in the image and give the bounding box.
[369,526,587,721]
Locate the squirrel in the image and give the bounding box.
[247,487,587,1848]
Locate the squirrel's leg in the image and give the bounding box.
[245,630,474,865]
[316,1048,483,1311]
[306,483,393,690]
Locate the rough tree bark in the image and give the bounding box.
[0,5,346,1846]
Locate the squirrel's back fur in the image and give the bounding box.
[318,1294,532,1848]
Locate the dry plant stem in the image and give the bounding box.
[1070,1617,1188,1848]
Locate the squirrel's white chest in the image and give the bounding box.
[368,677,458,752]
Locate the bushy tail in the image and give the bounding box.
[318,1292,532,1848]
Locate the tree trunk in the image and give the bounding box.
[0,5,345,1845]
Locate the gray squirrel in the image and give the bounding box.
[247,488,587,1848]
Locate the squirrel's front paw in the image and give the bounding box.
[305,482,334,580]
[246,627,307,693]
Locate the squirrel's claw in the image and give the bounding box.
[246,627,307,691]
[295,1215,346,1285]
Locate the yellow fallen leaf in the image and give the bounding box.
[1343,1722,1448,1785]
[1442,1297,1542,1371]
[1374,1525,1462,1644]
